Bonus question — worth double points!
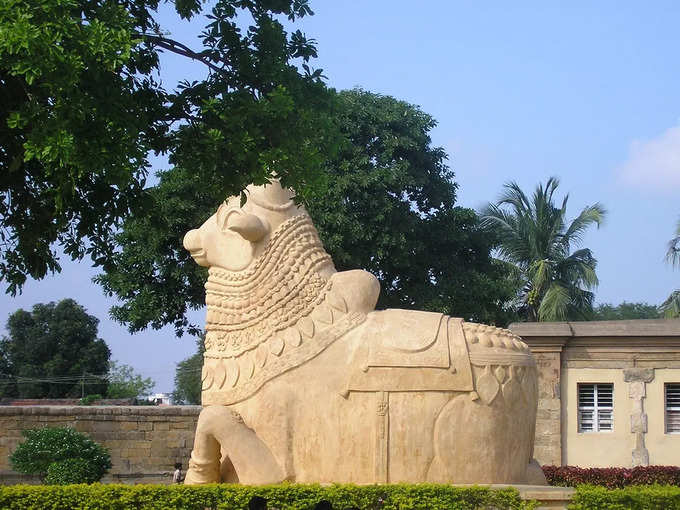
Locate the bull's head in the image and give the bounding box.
[183,180,305,271]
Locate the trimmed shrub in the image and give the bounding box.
[543,465,680,488]
[0,484,538,510]
[570,484,680,509]
[10,427,111,484]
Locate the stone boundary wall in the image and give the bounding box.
[0,406,201,485]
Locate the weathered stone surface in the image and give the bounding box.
[182,180,541,486]
[623,368,655,383]
[628,380,646,399]
[630,413,648,433]
[632,447,649,467]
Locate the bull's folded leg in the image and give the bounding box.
[184,405,285,485]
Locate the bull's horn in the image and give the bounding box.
[228,213,268,242]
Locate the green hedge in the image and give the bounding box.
[0,483,537,510]
[570,484,680,509]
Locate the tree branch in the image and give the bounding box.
[132,32,227,76]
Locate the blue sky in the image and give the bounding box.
[1,1,679,392]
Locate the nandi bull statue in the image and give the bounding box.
[182,180,545,485]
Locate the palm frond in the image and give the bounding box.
[496,181,532,216]
[558,248,599,289]
[562,203,606,247]
[538,282,570,321]
[666,217,680,268]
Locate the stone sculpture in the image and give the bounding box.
[182,180,545,485]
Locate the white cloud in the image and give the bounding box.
[618,123,680,193]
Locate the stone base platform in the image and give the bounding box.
[482,485,575,509]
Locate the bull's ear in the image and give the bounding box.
[216,204,268,242]
[228,213,268,242]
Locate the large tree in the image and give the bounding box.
[481,177,606,322]
[0,0,338,294]
[661,217,680,318]
[96,89,518,336]
[0,299,110,398]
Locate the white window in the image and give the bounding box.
[578,383,613,432]
[666,384,680,434]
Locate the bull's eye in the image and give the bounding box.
[216,205,242,234]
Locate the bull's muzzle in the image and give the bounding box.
[183,229,208,266]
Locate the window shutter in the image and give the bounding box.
[666,384,680,434]
[578,383,613,432]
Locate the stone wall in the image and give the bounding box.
[0,406,201,484]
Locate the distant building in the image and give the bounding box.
[146,393,172,406]
[510,319,680,468]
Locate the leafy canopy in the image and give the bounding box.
[0,298,110,398]
[1,0,339,294]
[482,177,606,322]
[96,89,519,336]
[10,426,111,483]
[592,302,661,321]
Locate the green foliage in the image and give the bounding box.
[662,217,680,318]
[307,89,518,325]
[96,89,519,336]
[482,177,606,322]
[570,484,680,510]
[172,338,204,404]
[661,291,680,319]
[0,299,110,398]
[45,458,101,485]
[592,302,661,320]
[106,360,154,399]
[0,483,537,509]
[1,0,340,294]
[10,427,111,483]
[78,393,104,405]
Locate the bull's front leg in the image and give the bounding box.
[184,405,285,485]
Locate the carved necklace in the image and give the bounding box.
[201,214,365,405]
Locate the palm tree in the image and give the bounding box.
[661,218,680,318]
[481,177,606,322]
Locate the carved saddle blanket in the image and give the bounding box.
[345,309,473,394]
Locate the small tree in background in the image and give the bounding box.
[10,427,111,484]
[106,360,154,399]
[172,338,204,405]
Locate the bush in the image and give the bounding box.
[10,427,111,484]
[0,484,538,509]
[570,484,680,509]
[543,465,680,488]
[45,458,101,485]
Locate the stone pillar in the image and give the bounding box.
[533,350,562,466]
[623,368,655,467]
